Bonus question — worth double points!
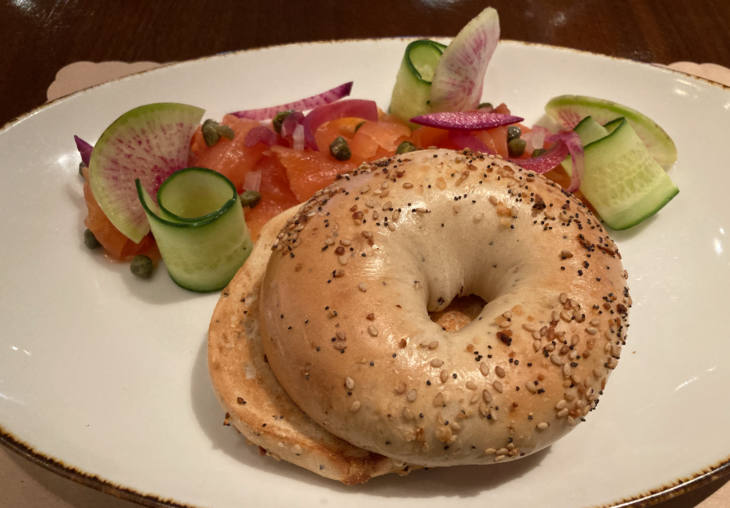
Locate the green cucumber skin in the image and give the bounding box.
[389,59,432,127]
[136,169,252,293]
[546,95,677,169]
[389,40,445,127]
[564,119,678,230]
[157,205,253,292]
[573,116,609,146]
[603,118,623,135]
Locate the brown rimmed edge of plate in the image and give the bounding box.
[0,425,193,508]
[1,38,729,508]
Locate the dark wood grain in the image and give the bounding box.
[1,0,729,127]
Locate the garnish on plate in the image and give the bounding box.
[73,6,680,292]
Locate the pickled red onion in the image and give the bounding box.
[243,170,262,192]
[244,126,278,148]
[303,99,378,150]
[448,131,495,154]
[410,111,523,131]
[509,130,584,193]
[229,82,353,120]
[281,111,304,138]
[74,135,93,166]
[509,142,569,174]
[547,131,584,193]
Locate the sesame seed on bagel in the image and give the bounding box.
[259,148,631,468]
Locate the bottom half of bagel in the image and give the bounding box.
[208,209,413,484]
[208,208,497,483]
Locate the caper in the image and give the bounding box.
[507,125,522,142]
[272,110,294,134]
[507,138,526,158]
[532,148,547,158]
[202,119,221,147]
[240,190,262,209]
[329,136,351,161]
[130,255,154,280]
[396,141,417,154]
[354,121,366,133]
[84,229,101,249]
[478,102,493,110]
[215,124,235,140]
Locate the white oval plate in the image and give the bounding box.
[1,39,728,508]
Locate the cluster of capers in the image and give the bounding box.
[507,124,547,158]
[507,126,525,157]
[202,119,235,147]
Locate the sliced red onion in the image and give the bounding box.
[448,130,495,154]
[303,99,378,150]
[410,111,523,131]
[521,131,534,154]
[281,110,304,138]
[229,82,353,120]
[509,141,569,174]
[547,131,584,193]
[244,126,278,148]
[531,126,549,150]
[430,8,500,112]
[292,124,305,151]
[74,135,93,166]
[243,170,262,192]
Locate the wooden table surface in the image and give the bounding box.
[2,0,730,506]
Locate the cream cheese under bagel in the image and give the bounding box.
[260,149,631,467]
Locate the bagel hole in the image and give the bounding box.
[429,294,487,332]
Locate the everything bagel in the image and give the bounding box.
[259,148,631,468]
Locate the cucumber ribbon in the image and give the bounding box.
[136,168,253,293]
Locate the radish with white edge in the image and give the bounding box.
[88,103,205,243]
[429,7,500,113]
[545,95,678,168]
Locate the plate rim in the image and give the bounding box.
[1,37,728,508]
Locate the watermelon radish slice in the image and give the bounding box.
[545,95,677,168]
[429,7,500,113]
[88,103,205,243]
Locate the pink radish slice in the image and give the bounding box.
[430,7,500,112]
[411,111,522,131]
[74,135,93,166]
[244,126,278,148]
[303,99,378,150]
[229,82,353,120]
[448,130,495,154]
[88,103,205,243]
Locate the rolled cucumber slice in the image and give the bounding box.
[389,39,446,126]
[603,117,622,135]
[573,116,609,146]
[545,95,677,168]
[136,168,253,293]
[563,118,678,230]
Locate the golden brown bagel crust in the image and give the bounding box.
[260,149,631,467]
[208,210,412,485]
